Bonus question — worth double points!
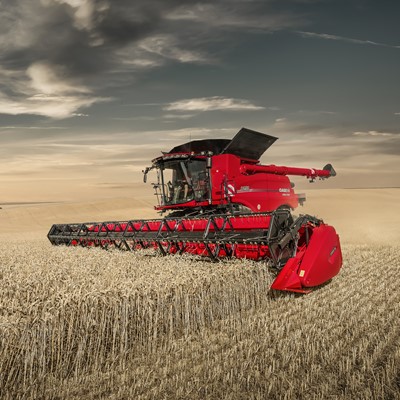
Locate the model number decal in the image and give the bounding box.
[279,188,290,193]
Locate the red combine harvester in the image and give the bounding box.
[48,128,342,293]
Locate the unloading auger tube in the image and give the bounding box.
[47,127,343,293]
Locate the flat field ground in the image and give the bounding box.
[0,188,399,399]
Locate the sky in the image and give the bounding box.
[0,0,399,202]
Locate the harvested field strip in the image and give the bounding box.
[1,243,399,399]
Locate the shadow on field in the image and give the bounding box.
[268,279,332,300]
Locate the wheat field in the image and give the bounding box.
[1,189,399,399]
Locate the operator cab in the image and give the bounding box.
[162,157,209,205]
[142,128,279,212]
[145,156,210,207]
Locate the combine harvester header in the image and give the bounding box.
[48,128,342,293]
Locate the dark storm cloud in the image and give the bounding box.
[0,0,315,121]
[0,0,309,118]
[0,0,308,82]
[1,1,187,78]
[92,2,164,45]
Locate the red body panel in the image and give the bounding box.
[208,154,299,212]
[298,225,342,287]
[271,224,342,292]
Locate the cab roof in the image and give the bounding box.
[167,127,277,160]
